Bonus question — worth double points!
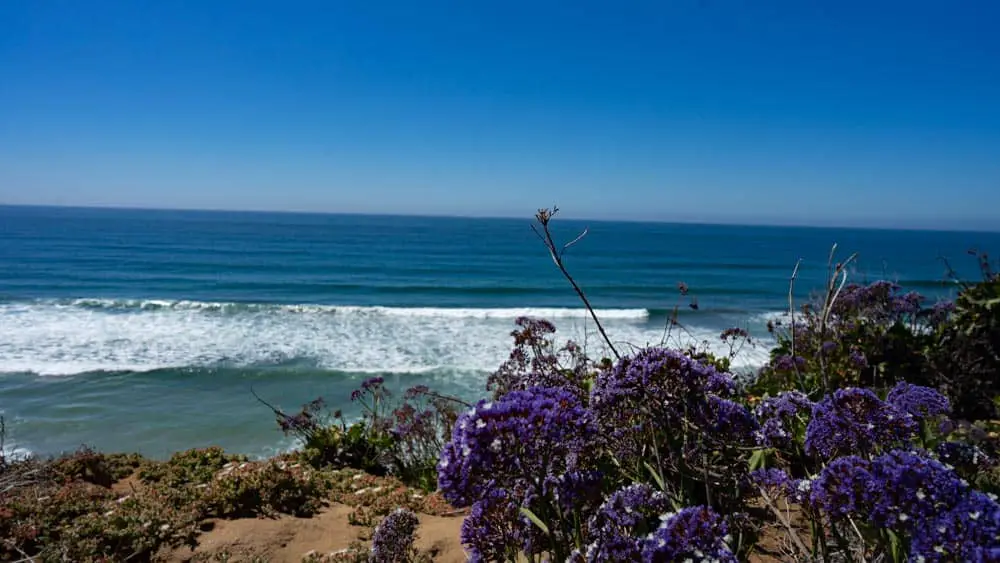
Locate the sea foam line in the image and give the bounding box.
[55,298,651,320]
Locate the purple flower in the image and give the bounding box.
[589,348,736,463]
[804,387,916,459]
[754,391,813,448]
[810,456,876,519]
[936,441,995,473]
[437,386,596,507]
[849,348,869,369]
[702,396,758,445]
[886,382,951,420]
[910,491,1000,562]
[772,354,806,372]
[639,506,737,563]
[460,489,530,563]
[572,484,673,562]
[748,468,792,499]
[720,327,749,340]
[369,508,419,563]
[928,300,956,326]
[868,450,970,530]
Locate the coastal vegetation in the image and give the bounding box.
[2,209,1000,562]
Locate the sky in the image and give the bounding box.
[1,1,998,230]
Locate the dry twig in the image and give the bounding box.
[532,207,620,360]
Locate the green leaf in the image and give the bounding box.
[519,507,550,536]
[749,448,768,471]
[643,461,666,491]
[886,528,904,563]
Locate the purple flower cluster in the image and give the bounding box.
[703,396,759,444]
[369,508,419,563]
[571,484,673,562]
[804,387,916,458]
[352,376,386,401]
[748,468,793,498]
[936,441,995,473]
[800,448,1000,561]
[910,491,1000,562]
[438,386,596,507]
[589,347,738,462]
[832,281,926,321]
[810,456,876,519]
[754,391,813,448]
[459,488,528,563]
[867,450,970,530]
[771,354,806,372]
[885,382,951,420]
[639,506,737,563]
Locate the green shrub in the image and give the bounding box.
[51,447,145,487]
[925,274,1000,420]
[138,446,246,488]
[201,459,327,518]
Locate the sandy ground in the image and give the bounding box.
[161,503,466,563]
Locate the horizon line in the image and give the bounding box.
[1,202,997,235]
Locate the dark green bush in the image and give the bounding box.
[925,274,1000,420]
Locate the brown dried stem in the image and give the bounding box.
[532,207,621,361]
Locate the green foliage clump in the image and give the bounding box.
[925,271,1000,420]
[201,459,328,518]
[0,463,198,562]
[51,447,145,487]
[268,377,461,492]
[138,446,246,489]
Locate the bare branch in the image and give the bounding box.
[787,259,804,390]
[560,227,589,258]
[533,207,621,360]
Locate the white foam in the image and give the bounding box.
[62,298,650,320]
[0,300,767,376]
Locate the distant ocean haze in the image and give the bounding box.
[1,205,996,458]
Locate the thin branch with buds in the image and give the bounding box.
[532,207,620,361]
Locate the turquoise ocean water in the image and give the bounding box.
[2,205,998,458]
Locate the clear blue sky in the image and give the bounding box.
[1,1,998,229]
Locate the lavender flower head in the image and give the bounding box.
[748,468,793,499]
[810,456,876,520]
[369,508,419,563]
[886,382,951,420]
[589,348,735,461]
[936,441,996,473]
[867,450,969,530]
[639,506,737,563]
[460,488,531,563]
[703,396,759,446]
[754,391,813,448]
[805,387,916,459]
[910,491,1000,562]
[352,376,386,401]
[437,386,596,507]
[572,484,673,562]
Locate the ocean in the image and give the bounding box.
[1,205,997,459]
